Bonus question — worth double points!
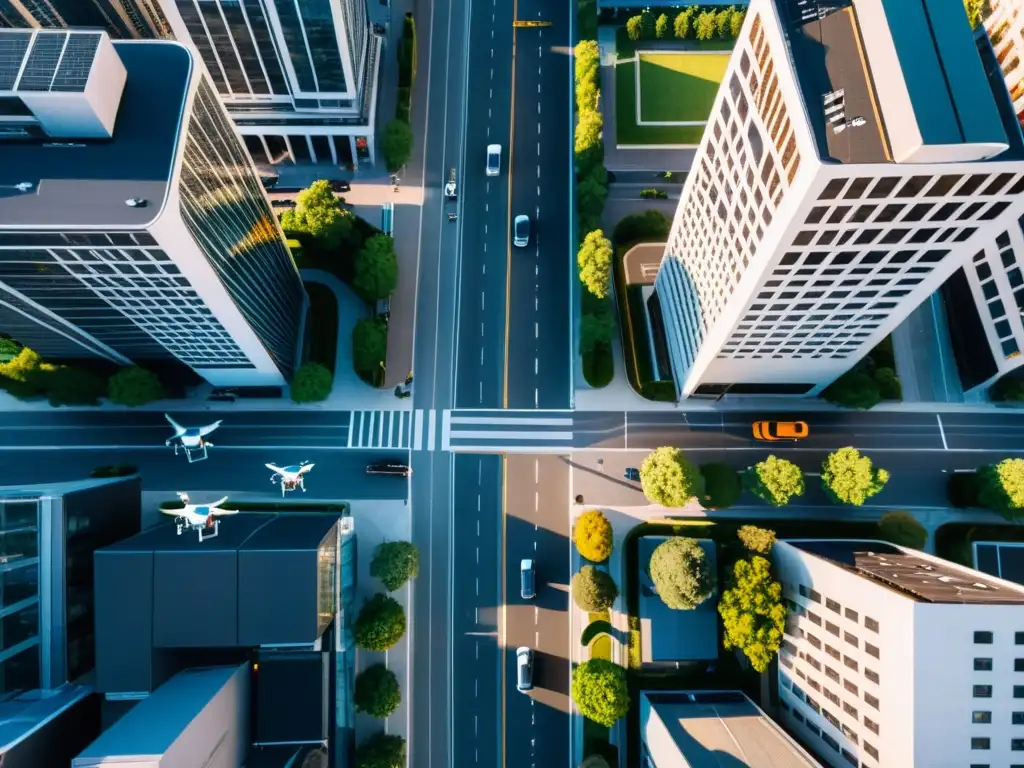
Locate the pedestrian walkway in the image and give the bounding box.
[444,409,575,452]
[347,410,415,448]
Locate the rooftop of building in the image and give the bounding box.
[780,0,1020,164]
[788,539,1024,604]
[0,38,191,230]
[641,690,819,767]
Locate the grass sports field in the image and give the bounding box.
[637,52,729,123]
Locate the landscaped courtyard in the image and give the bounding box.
[614,43,732,146]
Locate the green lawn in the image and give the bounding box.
[637,53,730,123]
[615,61,708,145]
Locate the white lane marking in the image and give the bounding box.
[449,430,574,441]
[450,416,572,426]
[479,382,483,403]
[937,414,949,450]
[480,348,484,365]
[481,291,485,310]
[535,322,539,338]
[534,491,539,511]
[534,359,538,374]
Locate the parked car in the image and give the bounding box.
[520,559,536,599]
[516,647,534,692]
[513,214,530,247]
[752,421,809,441]
[624,467,640,482]
[271,199,296,208]
[328,179,351,192]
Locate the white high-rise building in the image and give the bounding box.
[0,29,307,387]
[655,0,1024,399]
[774,539,1024,768]
[157,0,381,169]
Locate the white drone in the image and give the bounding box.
[161,492,237,541]
[265,461,315,497]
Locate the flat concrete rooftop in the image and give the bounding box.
[0,40,191,230]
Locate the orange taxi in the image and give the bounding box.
[752,420,809,441]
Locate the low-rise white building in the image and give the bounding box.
[774,539,1024,768]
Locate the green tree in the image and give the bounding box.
[625,15,644,41]
[743,455,805,506]
[655,13,670,38]
[574,110,604,160]
[291,362,333,403]
[580,311,614,356]
[573,509,613,563]
[715,7,732,38]
[107,366,164,406]
[352,317,388,377]
[737,525,776,555]
[700,462,741,509]
[612,209,671,247]
[718,555,786,673]
[0,337,21,357]
[977,458,1024,516]
[878,511,927,550]
[821,447,890,506]
[381,119,414,173]
[729,7,746,36]
[42,366,106,406]
[571,659,629,727]
[353,234,398,302]
[963,0,989,28]
[823,369,880,410]
[355,732,406,768]
[354,593,406,651]
[577,230,613,299]
[640,446,704,507]
[354,664,401,718]
[695,10,717,40]
[574,41,600,111]
[577,164,608,230]
[648,537,715,610]
[673,9,692,38]
[571,566,619,612]
[0,347,51,398]
[370,541,420,591]
[875,367,901,400]
[279,180,356,252]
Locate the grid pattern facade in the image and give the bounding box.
[779,581,885,768]
[0,497,42,699]
[965,222,1024,366]
[987,0,1024,130]
[726,171,1024,361]
[178,77,305,376]
[657,10,802,380]
[0,232,251,367]
[0,0,167,39]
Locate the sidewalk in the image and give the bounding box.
[892,291,967,403]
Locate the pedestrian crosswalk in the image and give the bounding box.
[345,409,576,452]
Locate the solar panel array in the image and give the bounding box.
[0,32,31,92]
[0,30,102,94]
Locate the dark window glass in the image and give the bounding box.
[976,631,994,644]
[929,202,961,222]
[980,201,1011,221]
[1015,685,1024,698]
[927,175,963,196]
[975,685,993,698]
[867,177,899,198]
[982,173,1015,195]
[844,178,872,198]
[971,737,991,750]
[975,657,994,671]
[819,178,847,200]
[274,0,317,91]
[959,175,991,196]
[855,229,881,245]
[973,711,992,723]
[805,207,828,224]
[874,203,903,223]
[793,231,815,246]
[898,176,932,196]
[849,204,875,223]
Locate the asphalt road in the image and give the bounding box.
[503,455,571,768]
[505,0,573,410]
[454,0,513,410]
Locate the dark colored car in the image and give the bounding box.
[366,462,412,477]
[520,559,536,600]
[271,199,296,208]
[624,467,640,481]
[328,179,351,192]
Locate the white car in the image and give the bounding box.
[513,215,530,247]
[516,647,534,692]
[486,144,501,176]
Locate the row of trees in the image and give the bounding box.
[0,342,165,407]
[380,13,415,172]
[950,458,1024,518]
[625,6,746,42]
[574,37,615,388]
[638,445,891,508]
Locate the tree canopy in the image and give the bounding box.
[640,446,704,508]
[355,732,406,768]
[821,447,889,506]
[381,120,414,173]
[571,659,629,727]
[354,593,406,651]
[673,10,692,38]
[648,537,715,610]
[694,10,717,40]
[655,13,670,38]
[573,509,613,563]
[612,210,671,248]
[718,555,786,673]
[579,310,614,356]
[977,458,1024,516]
[737,525,776,555]
[370,541,420,591]
[41,365,106,406]
[279,180,356,253]
[354,663,401,718]
[822,369,880,410]
[877,511,927,549]
[291,362,333,403]
[107,366,164,406]
[743,455,805,506]
[352,317,388,378]
[577,230,613,299]
[353,234,399,302]
[571,566,619,612]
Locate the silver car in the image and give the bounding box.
[513,215,530,247]
[516,646,534,692]
[486,144,501,176]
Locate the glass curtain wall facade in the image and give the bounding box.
[0,497,41,698]
[178,78,306,376]
[0,0,170,38]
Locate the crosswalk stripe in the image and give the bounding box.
[449,430,573,441]
[398,412,405,448]
[449,416,572,426]
[441,410,451,451]
[428,410,437,451]
[414,410,424,450]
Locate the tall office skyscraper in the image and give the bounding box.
[654,0,1024,399]
[0,29,307,387]
[0,0,170,39]
[158,0,381,169]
